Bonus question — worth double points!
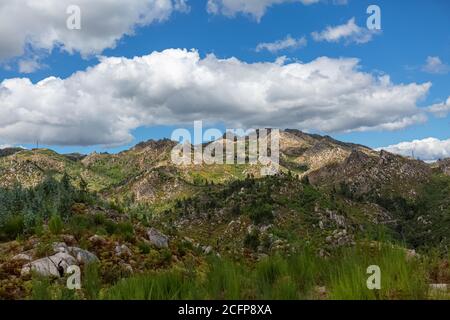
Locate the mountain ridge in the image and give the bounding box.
[1,129,450,300]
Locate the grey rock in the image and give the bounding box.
[12,253,32,262]
[61,234,76,245]
[115,244,132,257]
[52,242,69,253]
[68,247,99,264]
[89,234,107,246]
[203,246,213,255]
[429,284,448,291]
[52,242,98,264]
[147,228,169,248]
[21,252,77,277]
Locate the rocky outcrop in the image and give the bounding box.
[11,253,32,262]
[147,228,169,248]
[21,252,77,277]
[124,167,186,203]
[70,247,99,264]
[52,242,98,264]
[308,149,432,200]
[20,243,98,277]
[437,158,450,176]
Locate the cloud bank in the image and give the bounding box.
[379,138,450,162]
[0,49,431,147]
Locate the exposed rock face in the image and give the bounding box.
[147,228,169,248]
[124,167,187,203]
[132,138,177,153]
[437,159,450,176]
[279,130,375,174]
[308,149,432,200]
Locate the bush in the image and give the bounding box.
[48,214,63,235]
[0,215,25,240]
[247,203,274,225]
[115,222,134,242]
[138,241,151,254]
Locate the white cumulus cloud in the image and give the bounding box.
[0,0,188,63]
[422,56,450,74]
[379,138,450,162]
[256,35,307,53]
[427,97,450,118]
[0,49,431,147]
[312,18,378,44]
[207,0,319,21]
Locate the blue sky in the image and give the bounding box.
[0,0,449,159]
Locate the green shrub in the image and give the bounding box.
[0,215,25,240]
[138,241,151,254]
[247,203,274,224]
[48,214,63,235]
[35,241,53,258]
[115,221,134,242]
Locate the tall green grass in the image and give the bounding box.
[83,262,101,299]
[104,271,191,300]
[103,243,429,300]
[327,245,428,300]
[202,257,246,299]
[29,242,430,300]
[31,276,52,300]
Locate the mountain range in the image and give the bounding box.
[0,129,449,300]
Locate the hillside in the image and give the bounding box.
[0,130,449,300]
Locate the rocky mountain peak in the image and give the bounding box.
[132,138,177,152]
